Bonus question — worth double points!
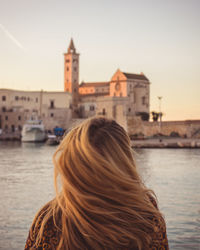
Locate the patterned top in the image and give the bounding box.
[25,206,169,250]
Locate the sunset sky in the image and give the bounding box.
[0,0,199,121]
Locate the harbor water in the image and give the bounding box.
[0,141,200,249]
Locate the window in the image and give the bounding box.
[66,59,70,63]
[50,100,54,109]
[27,97,30,101]
[2,107,6,112]
[2,96,6,101]
[142,96,146,105]
[5,116,8,121]
[66,67,69,71]
[102,108,106,115]
[15,96,19,101]
[74,88,76,93]
[18,116,21,121]
[11,125,15,132]
[50,113,54,117]
[74,67,77,71]
[134,92,136,103]
[36,97,38,103]
[128,108,131,112]
[90,106,95,111]
[18,125,22,131]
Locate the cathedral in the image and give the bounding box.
[64,39,150,126]
[0,39,150,133]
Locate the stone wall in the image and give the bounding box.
[0,109,25,132]
[43,108,72,131]
[127,117,200,138]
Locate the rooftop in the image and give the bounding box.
[79,81,110,87]
[123,72,149,81]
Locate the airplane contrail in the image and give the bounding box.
[0,23,25,50]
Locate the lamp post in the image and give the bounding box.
[157,96,162,134]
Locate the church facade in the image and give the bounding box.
[64,39,150,127]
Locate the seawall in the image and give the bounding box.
[131,138,200,148]
[127,117,200,139]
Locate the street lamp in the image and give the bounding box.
[157,96,162,134]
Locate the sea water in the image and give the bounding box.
[0,141,200,249]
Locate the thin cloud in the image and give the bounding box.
[0,23,25,50]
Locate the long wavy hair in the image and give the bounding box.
[32,117,163,249]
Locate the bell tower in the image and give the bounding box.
[64,38,79,108]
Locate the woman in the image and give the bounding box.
[25,117,168,249]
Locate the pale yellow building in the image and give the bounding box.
[0,89,72,132]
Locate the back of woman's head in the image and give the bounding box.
[55,117,138,189]
[39,117,162,249]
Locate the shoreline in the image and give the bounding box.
[1,133,200,149]
[131,138,200,148]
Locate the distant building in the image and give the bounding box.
[64,39,150,127]
[0,39,150,133]
[0,89,72,132]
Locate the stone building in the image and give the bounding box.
[63,39,200,137]
[0,89,72,132]
[64,39,150,128]
[0,38,151,134]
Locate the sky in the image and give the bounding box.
[0,0,199,121]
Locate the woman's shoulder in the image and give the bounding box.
[24,201,61,249]
[148,195,169,249]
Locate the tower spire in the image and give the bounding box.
[67,38,76,53]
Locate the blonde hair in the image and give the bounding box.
[32,117,163,249]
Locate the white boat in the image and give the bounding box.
[21,120,46,142]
